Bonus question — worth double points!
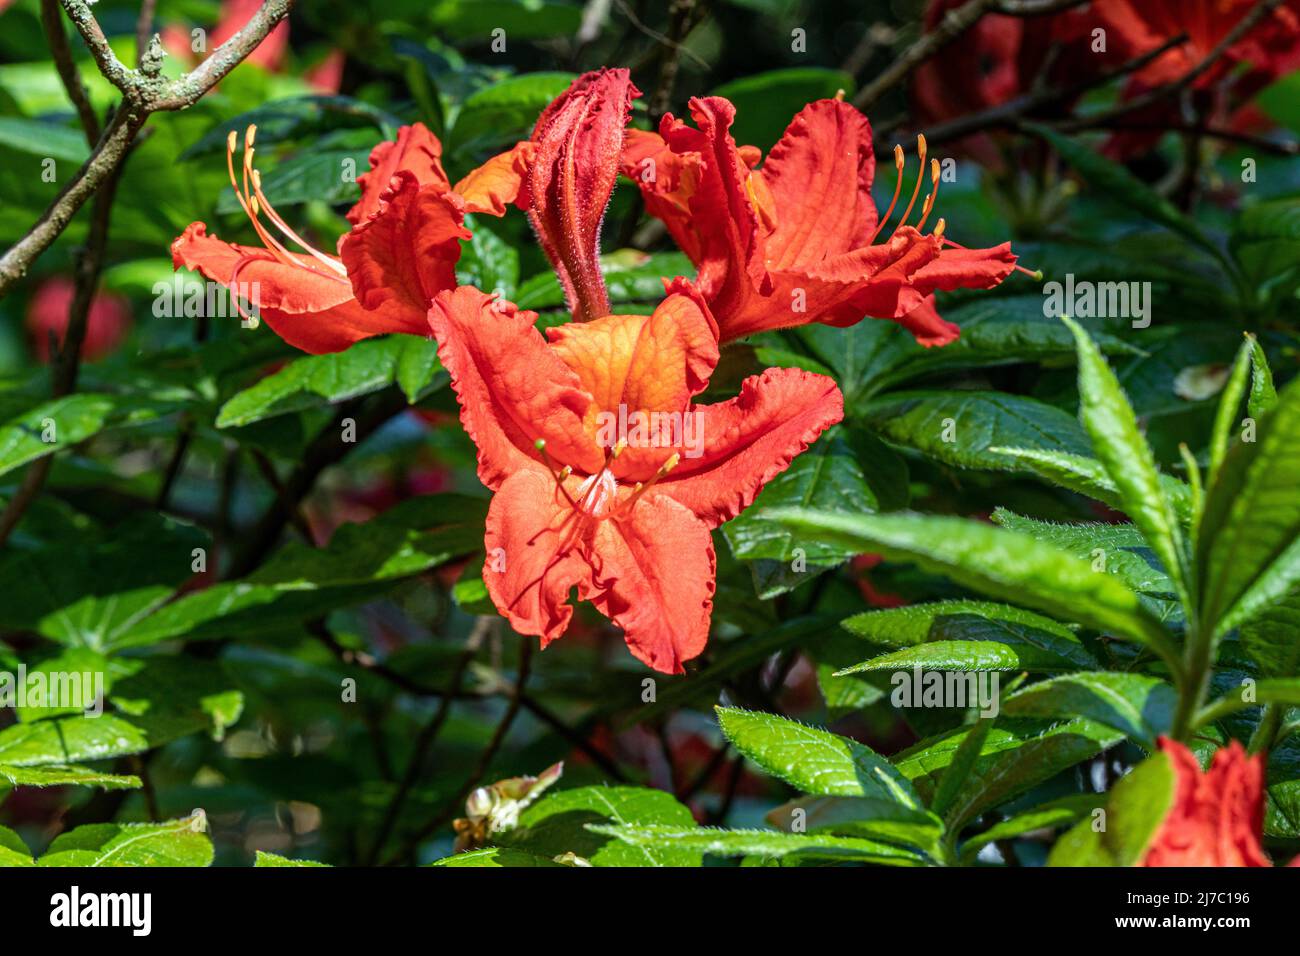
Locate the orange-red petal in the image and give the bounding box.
[454,141,534,216]
[346,123,450,226]
[590,492,715,674]
[547,282,719,479]
[171,222,413,353]
[428,286,605,489]
[759,99,878,268]
[483,467,596,645]
[339,170,470,328]
[659,367,844,528]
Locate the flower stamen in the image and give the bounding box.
[916,158,942,232]
[616,453,680,517]
[890,134,928,239]
[868,145,906,244]
[534,439,579,508]
[225,126,348,282]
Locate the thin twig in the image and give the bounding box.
[39,0,99,144]
[0,0,294,296]
[388,637,535,864]
[227,389,408,578]
[365,620,491,865]
[135,0,158,67]
[853,0,1089,111]
[647,0,703,127]
[0,113,127,547]
[899,32,1188,149]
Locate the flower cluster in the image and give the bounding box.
[172,69,1018,672]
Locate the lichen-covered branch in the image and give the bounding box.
[0,0,294,298]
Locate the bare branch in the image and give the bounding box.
[58,0,135,93]
[135,0,158,67]
[39,0,99,144]
[853,0,1089,111]
[0,0,294,298]
[896,32,1188,150]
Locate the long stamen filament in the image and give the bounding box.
[225,132,305,271]
[890,134,928,239]
[534,439,578,507]
[617,453,680,517]
[917,158,942,232]
[868,145,906,244]
[242,131,346,279]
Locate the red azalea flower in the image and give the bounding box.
[211,0,290,72]
[1093,0,1300,158]
[1141,737,1271,867]
[171,123,520,353]
[431,284,841,673]
[1096,0,1300,90]
[622,96,1018,345]
[26,276,131,363]
[427,70,843,672]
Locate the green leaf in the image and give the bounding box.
[0,117,90,162]
[1197,677,1300,725]
[216,335,443,428]
[429,847,565,867]
[178,95,403,160]
[1198,376,1300,638]
[931,717,994,823]
[991,510,1172,596]
[722,428,888,598]
[0,514,208,651]
[863,296,1140,392]
[498,786,701,867]
[587,824,926,866]
[1208,336,1254,480]
[717,706,921,807]
[770,509,1178,668]
[1028,123,1218,256]
[862,390,1091,471]
[254,851,329,867]
[990,446,1193,521]
[764,796,945,859]
[112,496,483,649]
[838,642,1087,676]
[0,825,33,866]
[838,600,1099,674]
[764,321,900,409]
[1247,336,1277,419]
[895,718,1124,820]
[514,251,695,311]
[0,764,141,791]
[1240,591,1300,678]
[711,68,855,149]
[457,217,519,299]
[0,393,170,478]
[1001,673,1176,748]
[1062,315,1188,604]
[449,71,576,154]
[960,794,1103,864]
[1048,752,1175,866]
[37,816,213,867]
[216,147,371,213]
[1230,198,1300,299]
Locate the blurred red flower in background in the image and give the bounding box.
[25,276,131,363]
